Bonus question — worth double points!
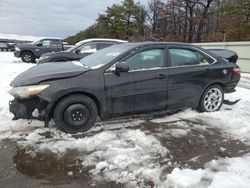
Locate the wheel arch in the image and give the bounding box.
[202,82,225,94]
[198,82,225,108]
[21,50,35,57]
[46,90,102,121]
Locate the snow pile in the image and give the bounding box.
[164,168,206,188]
[239,73,250,89]
[0,33,43,42]
[154,121,191,138]
[163,154,250,188]
[16,127,250,187]
[18,128,169,187]
[152,87,250,143]
[0,52,43,132]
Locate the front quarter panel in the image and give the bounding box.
[38,69,107,118]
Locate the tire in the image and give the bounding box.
[53,94,98,134]
[198,84,224,112]
[21,51,35,63]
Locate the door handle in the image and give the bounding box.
[157,74,166,79]
[206,68,212,73]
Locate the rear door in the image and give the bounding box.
[50,39,62,52]
[166,45,216,110]
[104,46,168,115]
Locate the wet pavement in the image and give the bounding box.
[1,118,250,188]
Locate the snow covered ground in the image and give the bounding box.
[0,51,250,187]
[0,33,44,41]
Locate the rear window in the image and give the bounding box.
[97,43,115,50]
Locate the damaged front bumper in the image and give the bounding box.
[9,97,48,121]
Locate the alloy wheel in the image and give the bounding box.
[204,88,223,112]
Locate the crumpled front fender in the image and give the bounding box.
[9,97,48,121]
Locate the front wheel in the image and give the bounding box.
[198,85,224,112]
[21,51,35,63]
[53,94,98,134]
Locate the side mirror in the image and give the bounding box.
[75,49,80,54]
[36,42,43,47]
[114,62,129,74]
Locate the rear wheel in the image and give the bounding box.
[21,51,35,63]
[53,94,98,134]
[198,85,224,112]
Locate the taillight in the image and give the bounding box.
[233,67,241,75]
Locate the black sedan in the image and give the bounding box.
[9,42,241,133]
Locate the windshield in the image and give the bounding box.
[31,39,40,44]
[66,44,79,52]
[80,43,137,68]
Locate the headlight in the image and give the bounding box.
[9,85,49,98]
[15,47,20,51]
[39,55,50,61]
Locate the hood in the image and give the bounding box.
[38,51,79,64]
[10,61,90,87]
[16,43,35,48]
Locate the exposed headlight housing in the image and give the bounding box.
[15,47,20,51]
[9,85,49,99]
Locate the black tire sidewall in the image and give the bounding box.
[199,85,224,112]
[21,52,35,63]
[53,94,98,134]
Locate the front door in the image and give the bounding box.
[104,47,168,116]
[36,39,52,57]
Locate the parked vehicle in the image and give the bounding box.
[37,38,127,64]
[14,38,72,63]
[0,42,16,51]
[6,43,16,51]
[0,42,8,51]
[9,42,240,133]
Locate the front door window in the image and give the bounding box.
[126,49,164,71]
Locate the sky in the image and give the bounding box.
[0,0,147,38]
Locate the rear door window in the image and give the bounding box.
[169,48,214,67]
[51,40,61,48]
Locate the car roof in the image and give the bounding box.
[36,37,63,41]
[75,38,127,46]
[117,41,197,49]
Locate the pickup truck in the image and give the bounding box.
[14,38,72,63]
